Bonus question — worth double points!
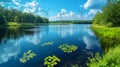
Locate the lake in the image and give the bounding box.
[0,24,102,67]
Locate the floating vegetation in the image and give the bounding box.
[59,43,78,53]
[41,42,54,46]
[71,64,79,67]
[19,50,36,63]
[44,55,61,67]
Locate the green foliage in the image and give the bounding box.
[14,16,20,23]
[44,55,61,67]
[50,20,92,24]
[41,42,54,46]
[91,24,120,52]
[59,43,78,53]
[106,22,113,27]
[88,46,120,67]
[7,22,21,26]
[43,18,49,23]
[0,14,6,24]
[0,6,49,25]
[19,50,36,63]
[93,13,103,24]
[91,25,120,41]
[93,0,120,26]
[71,64,79,67]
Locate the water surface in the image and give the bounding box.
[0,24,102,67]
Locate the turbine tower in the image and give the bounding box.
[77,9,82,20]
[41,8,51,18]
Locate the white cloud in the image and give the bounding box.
[84,0,107,9]
[0,0,21,5]
[88,9,102,15]
[50,9,91,21]
[12,0,20,5]
[83,36,101,49]
[61,8,67,14]
[0,39,20,64]
[23,1,41,13]
[69,11,75,16]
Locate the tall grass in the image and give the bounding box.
[88,45,120,67]
[88,24,120,67]
[91,25,120,41]
[91,24,120,51]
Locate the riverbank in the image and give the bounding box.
[0,22,49,28]
[88,24,120,67]
[7,22,44,27]
[0,22,92,28]
[91,24,120,40]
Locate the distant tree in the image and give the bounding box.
[0,6,49,24]
[0,14,6,24]
[93,13,102,24]
[43,18,49,23]
[34,16,43,23]
[14,16,20,22]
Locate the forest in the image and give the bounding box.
[88,0,120,67]
[93,0,120,27]
[0,6,49,25]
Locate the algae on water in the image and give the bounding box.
[41,42,54,46]
[44,55,61,67]
[59,43,78,53]
[19,50,36,63]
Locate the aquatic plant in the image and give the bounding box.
[59,43,78,53]
[44,55,61,67]
[41,42,54,46]
[19,50,36,63]
[71,64,79,67]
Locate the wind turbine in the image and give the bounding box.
[41,8,51,18]
[70,11,75,20]
[57,12,62,20]
[77,9,83,20]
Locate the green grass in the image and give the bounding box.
[5,22,45,27]
[88,45,120,67]
[91,25,120,52]
[91,24,120,41]
[88,24,120,67]
[7,22,21,26]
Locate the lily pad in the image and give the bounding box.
[59,43,78,53]
[44,55,61,67]
[19,50,36,63]
[41,42,54,46]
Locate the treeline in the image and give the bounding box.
[93,0,120,27]
[0,6,49,25]
[50,20,92,24]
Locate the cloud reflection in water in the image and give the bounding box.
[0,39,20,64]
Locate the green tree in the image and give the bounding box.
[0,14,6,24]
[0,6,49,24]
[14,16,20,22]
[43,18,49,23]
[93,0,120,26]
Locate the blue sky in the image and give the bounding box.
[0,0,107,21]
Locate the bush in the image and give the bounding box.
[106,22,113,27]
[88,45,120,67]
